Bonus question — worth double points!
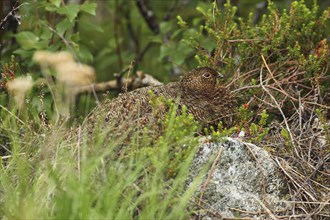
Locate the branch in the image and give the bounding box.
[260,54,296,149]
[135,0,159,34]
[0,1,25,54]
[0,1,25,29]
[114,0,124,68]
[75,71,162,94]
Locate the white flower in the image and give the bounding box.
[55,62,95,87]
[33,51,75,66]
[7,76,33,108]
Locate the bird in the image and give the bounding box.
[86,67,235,135]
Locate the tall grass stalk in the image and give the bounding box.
[0,103,205,219]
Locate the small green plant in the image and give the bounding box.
[175,0,329,99]
[209,105,270,144]
[0,91,205,219]
[140,91,200,177]
[250,109,270,142]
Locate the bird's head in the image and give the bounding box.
[180,67,224,93]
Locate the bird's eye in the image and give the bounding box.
[203,73,211,78]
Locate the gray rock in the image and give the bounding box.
[190,138,289,219]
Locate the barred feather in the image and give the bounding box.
[87,67,235,131]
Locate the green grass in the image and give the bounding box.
[0,104,206,219]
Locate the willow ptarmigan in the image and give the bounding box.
[86,67,235,133]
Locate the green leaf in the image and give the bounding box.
[50,0,61,7]
[148,35,162,44]
[77,44,94,63]
[39,27,53,40]
[177,16,187,28]
[15,31,40,50]
[13,48,34,59]
[172,42,193,65]
[80,3,97,15]
[159,42,193,65]
[160,22,172,34]
[45,4,58,12]
[56,18,73,36]
[159,45,172,61]
[80,19,103,33]
[280,128,289,140]
[57,4,80,22]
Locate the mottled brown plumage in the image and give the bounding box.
[87,67,235,132]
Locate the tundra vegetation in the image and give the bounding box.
[0,0,329,219]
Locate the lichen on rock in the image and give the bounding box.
[190,138,289,219]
